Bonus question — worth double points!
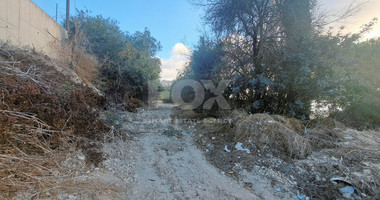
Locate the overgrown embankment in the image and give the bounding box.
[0,44,109,197]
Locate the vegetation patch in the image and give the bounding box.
[193,111,380,200]
[0,44,109,198]
[235,114,311,159]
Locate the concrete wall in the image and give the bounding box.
[0,0,67,57]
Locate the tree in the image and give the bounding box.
[332,38,380,128]
[66,11,161,102]
[189,0,376,120]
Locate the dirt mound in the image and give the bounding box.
[235,114,311,159]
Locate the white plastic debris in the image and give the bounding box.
[235,142,250,153]
[340,186,355,195]
[224,145,231,153]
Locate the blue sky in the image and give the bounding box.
[31,0,204,60]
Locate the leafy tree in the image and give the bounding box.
[187,0,376,120]
[332,38,380,128]
[66,10,126,62]
[65,11,161,102]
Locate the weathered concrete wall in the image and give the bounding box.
[0,0,67,57]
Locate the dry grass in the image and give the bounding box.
[306,117,346,129]
[0,111,74,198]
[301,129,380,198]
[74,52,98,85]
[271,115,305,133]
[195,109,380,199]
[50,36,99,86]
[123,97,144,112]
[0,43,110,199]
[235,114,311,159]
[304,128,344,150]
[227,109,249,125]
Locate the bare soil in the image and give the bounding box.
[101,107,282,199]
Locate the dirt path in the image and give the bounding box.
[102,107,262,200]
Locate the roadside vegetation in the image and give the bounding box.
[171,0,380,199]
[179,0,379,129]
[65,10,162,105]
[0,9,162,198]
[0,43,110,198]
[1,0,379,199]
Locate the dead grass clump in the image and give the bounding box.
[0,44,110,198]
[74,51,99,85]
[0,111,75,198]
[50,35,99,86]
[235,114,311,159]
[304,128,344,150]
[124,97,144,112]
[227,109,249,125]
[0,43,108,139]
[271,115,305,133]
[306,117,345,130]
[308,129,380,198]
[325,146,380,198]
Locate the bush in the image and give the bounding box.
[66,11,161,103]
[334,100,380,130]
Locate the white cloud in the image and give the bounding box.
[160,43,192,81]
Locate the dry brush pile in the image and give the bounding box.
[0,44,109,198]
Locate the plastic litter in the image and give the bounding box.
[235,142,250,153]
[340,186,354,195]
[297,194,306,200]
[224,145,231,153]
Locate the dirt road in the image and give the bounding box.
[102,107,262,200]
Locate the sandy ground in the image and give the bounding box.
[101,106,283,200]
